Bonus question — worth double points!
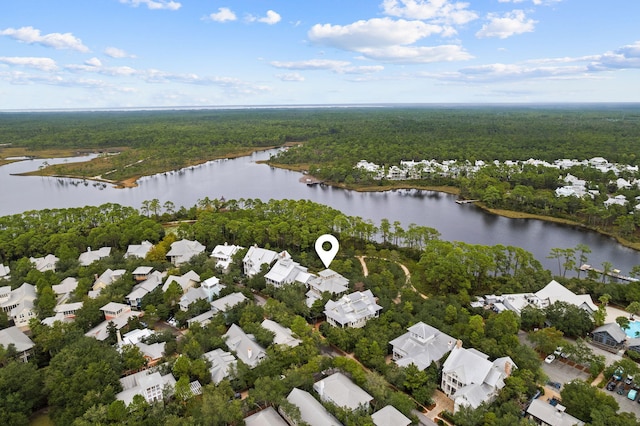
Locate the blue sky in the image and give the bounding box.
[1,0,639,109]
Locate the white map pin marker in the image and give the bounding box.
[315,234,339,268]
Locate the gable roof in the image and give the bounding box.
[211,292,247,313]
[0,326,35,353]
[371,405,411,426]
[261,319,301,348]
[389,321,456,370]
[313,372,373,411]
[29,254,59,272]
[52,277,79,296]
[162,270,201,292]
[526,399,584,426]
[0,263,9,278]
[166,239,205,264]
[244,406,288,426]
[78,246,111,266]
[125,241,154,259]
[535,280,597,313]
[264,251,309,286]
[286,388,341,426]
[223,323,266,368]
[243,246,278,277]
[203,348,237,384]
[592,323,627,343]
[308,269,349,294]
[324,290,382,327]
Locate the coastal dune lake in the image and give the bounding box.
[1,149,638,275]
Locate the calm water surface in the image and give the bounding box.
[1,150,638,274]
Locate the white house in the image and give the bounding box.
[210,243,243,271]
[118,328,166,366]
[127,270,165,309]
[243,245,279,277]
[261,319,301,348]
[534,280,598,314]
[52,277,78,298]
[85,302,143,341]
[441,342,516,413]
[162,270,200,293]
[211,292,247,314]
[92,268,126,292]
[284,388,340,426]
[245,406,288,426]
[371,405,412,426]
[313,372,373,411]
[0,326,35,362]
[29,254,59,272]
[125,241,154,259]
[41,301,83,326]
[0,264,9,280]
[0,283,37,328]
[604,194,628,208]
[223,323,266,368]
[390,322,456,370]
[178,276,224,311]
[166,239,205,266]
[78,247,111,266]
[324,290,382,328]
[117,369,176,406]
[305,269,349,307]
[526,399,584,426]
[264,251,311,288]
[203,348,237,384]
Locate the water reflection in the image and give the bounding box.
[1,150,639,274]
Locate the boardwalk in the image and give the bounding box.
[580,264,639,283]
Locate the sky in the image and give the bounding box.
[1,0,639,109]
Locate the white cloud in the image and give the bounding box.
[381,0,478,25]
[0,56,57,71]
[309,18,443,51]
[476,10,536,39]
[0,26,89,52]
[105,47,135,58]
[271,59,352,71]
[340,65,385,74]
[85,57,103,67]
[246,10,282,25]
[207,7,237,23]
[499,0,562,4]
[119,0,181,10]
[358,44,472,63]
[276,73,305,82]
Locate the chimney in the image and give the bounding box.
[116,329,122,345]
[504,361,512,376]
[247,347,252,360]
[87,247,91,252]
[456,339,463,349]
[318,380,324,397]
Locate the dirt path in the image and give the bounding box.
[356,255,427,301]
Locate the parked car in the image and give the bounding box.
[606,381,617,391]
[554,347,563,356]
[617,384,626,395]
[547,381,562,390]
[613,368,624,381]
[625,375,634,385]
[544,354,555,364]
[628,389,638,401]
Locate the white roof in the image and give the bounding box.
[264,251,308,286]
[243,246,278,277]
[166,239,205,264]
[52,277,78,295]
[29,254,59,272]
[132,266,154,275]
[203,348,237,384]
[261,319,301,348]
[0,326,35,353]
[526,399,584,426]
[286,388,341,426]
[244,406,288,426]
[211,292,247,313]
[535,280,597,312]
[313,372,373,411]
[125,241,154,259]
[0,264,9,278]
[324,290,382,327]
[162,270,200,292]
[224,323,266,368]
[371,405,411,426]
[389,322,456,370]
[78,247,111,266]
[117,370,176,406]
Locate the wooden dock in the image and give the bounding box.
[299,175,323,186]
[580,264,638,282]
[455,199,479,204]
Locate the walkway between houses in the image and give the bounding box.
[356,255,427,301]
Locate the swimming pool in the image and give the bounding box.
[624,320,640,338]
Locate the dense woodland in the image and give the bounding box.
[3,106,640,241]
[0,199,639,425]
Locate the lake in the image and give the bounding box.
[1,149,638,274]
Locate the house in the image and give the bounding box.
[179,276,224,311]
[264,251,311,288]
[211,292,247,314]
[78,246,111,266]
[627,338,640,354]
[29,254,59,272]
[42,301,83,326]
[0,283,37,328]
[324,290,382,328]
[371,405,412,426]
[187,311,215,328]
[244,406,288,426]
[84,302,143,341]
[92,268,126,292]
[591,323,627,351]
[223,323,266,368]
[305,269,349,307]
[441,342,516,413]
[52,277,78,298]
[283,388,341,426]
[116,369,176,406]
[390,322,456,370]
[526,399,584,426]
[132,266,155,281]
[202,348,237,384]
[261,319,301,348]
[534,280,597,315]
[166,239,205,266]
[162,270,200,293]
[604,194,628,208]
[118,328,165,366]
[0,326,35,362]
[0,263,9,280]
[125,241,154,259]
[127,271,164,309]
[243,245,278,277]
[210,243,243,271]
[314,372,373,411]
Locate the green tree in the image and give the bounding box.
[0,361,45,425]
[560,379,618,423]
